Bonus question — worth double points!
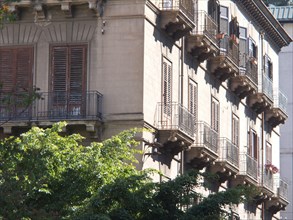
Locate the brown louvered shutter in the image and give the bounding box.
[51,45,87,116]
[16,47,33,93]
[0,49,14,92]
[188,80,197,118]
[211,98,219,132]
[162,59,172,116]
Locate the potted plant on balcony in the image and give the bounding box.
[216,32,225,39]
[265,164,279,174]
[229,34,239,44]
[249,57,257,65]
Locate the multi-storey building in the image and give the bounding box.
[270,4,293,220]
[0,0,291,219]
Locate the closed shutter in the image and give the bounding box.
[232,115,239,146]
[51,45,87,117]
[208,0,220,27]
[188,80,197,118]
[162,59,172,116]
[0,47,33,117]
[211,98,219,132]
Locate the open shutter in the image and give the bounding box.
[162,59,172,116]
[189,80,197,118]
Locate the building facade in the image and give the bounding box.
[270,5,293,220]
[0,0,291,219]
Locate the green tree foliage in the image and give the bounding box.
[0,124,258,219]
[0,123,141,219]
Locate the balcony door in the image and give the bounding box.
[50,45,87,118]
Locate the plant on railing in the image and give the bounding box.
[265,164,279,174]
[216,32,225,39]
[229,34,239,44]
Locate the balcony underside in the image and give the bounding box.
[157,130,194,156]
[186,34,218,63]
[265,197,288,214]
[246,93,273,114]
[185,145,218,170]
[161,10,194,40]
[265,108,287,128]
[208,55,238,82]
[231,174,258,187]
[209,162,239,183]
[230,76,257,99]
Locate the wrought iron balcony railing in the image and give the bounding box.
[0,91,103,121]
[274,90,287,113]
[239,153,258,180]
[155,0,194,22]
[218,138,239,168]
[193,121,218,154]
[219,35,239,65]
[156,102,195,138]
[193,11,218,44]
[262,74,273,101]
[277,178,289,201]
[262,169,274,191]
[239,55,258,86]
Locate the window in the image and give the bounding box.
[208,0,220,30]
[0,46,33,117]
[248,129,258,160]
[188,79,197,119]
[211,97,219,132]
[50,44,87,116]
[264,55,273,80]
[248,38,258,60]
[266,142,272,164]
[232,114,239,147]
[220,6,228,34]
[162,58,172,116]
[239,27,247,68]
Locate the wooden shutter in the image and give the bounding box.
[266,142,272,164]
[208,0,220,26]
[51,46,86,99]
[0,49,14,92]
[211,98,219,132]
[162,59,172,116]
[232,115,239,146]
[188,80,197,118]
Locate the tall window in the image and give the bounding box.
[248,129,258,160]
[266,142,272,164]
[264,55,273,80]
[208,0,220,31]
[211,97,219,132]
[0,46,33,117]
[220,6,229,34]
[50,45,87,116]
[188,79,197,120]
[162,58,172,116]
[232,114,239,147]
[239,27,247,68]
[248,38,258,60]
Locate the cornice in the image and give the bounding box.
[237,0,292,51]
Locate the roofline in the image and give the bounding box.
[237,0,292,51]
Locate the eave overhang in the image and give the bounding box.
[237,0,292,51]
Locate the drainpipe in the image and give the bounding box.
[180,36,185,176]
[260,30,265,220]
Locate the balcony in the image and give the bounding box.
[261,170,275,195]
[265,178,289,214]
[0,91,103,133]
[155,102,195,155]
[154,0,195,40]
[186,11,219,62]
[185,121,218,169]
[232,154,258,186]
[208,35,239,82]
[210,138,239,182]
[265,90,288,127]
[230,56,258,99]
[247,74,273,114]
